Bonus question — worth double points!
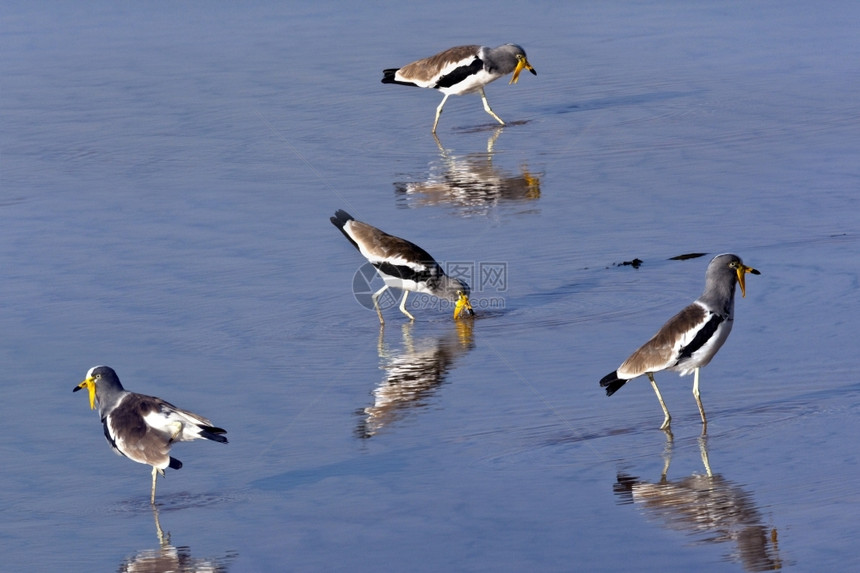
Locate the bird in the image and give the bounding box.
[73,365,227,504]
[330,209,474,323]
[599,254,760,430]
[382,43,537,133]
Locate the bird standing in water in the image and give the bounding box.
[74,365,227,504]
[331,209,474,323]
[382,43,537,132]
[599,254,760,430]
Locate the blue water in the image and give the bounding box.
[2,1,859,571]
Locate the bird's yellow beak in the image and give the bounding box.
[735,263,761,298]
[510,56,536,84]
[454,292,474,319]
[73,377,97,410]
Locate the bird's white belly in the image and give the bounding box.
[438,69,500,95]
[382,274,434,295]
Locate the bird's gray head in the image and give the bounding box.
[504,43,527,53]
[489,44,537,82]
[73,365,125,411]
[707,254,760,299]
[437,275,470,298]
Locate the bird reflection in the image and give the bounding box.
[394,129,541,215]
[356,320,475,438]
[117,506,236,572]
[613,436,782,572]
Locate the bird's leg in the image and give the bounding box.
[371,285,389,324]
[398,291,416,321]
[486,126,503,153]
[401,321,415,353]
[150,466,159,505]
[167,421,183,443]
[648,373,672,430]
[479,88,506,126]
[377,322,386,356]
[432,132,446,154]
[432,94,450,133]
[692,367,707,430]
[152,505,170,547]
[660,429,674,482]
[698,434,713,478]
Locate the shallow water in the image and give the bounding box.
[2,1,859,571]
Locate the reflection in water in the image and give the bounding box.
[394,129,541,215]
[356,321,475,438]
[117,506,236,572]
[613,437,783,572]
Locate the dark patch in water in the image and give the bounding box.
[615,258,643,269]
[553,90,703,114]
[453,119,530,133]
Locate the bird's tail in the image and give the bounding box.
[381,68,418,87]
[199,425,228,444]
[330,209,354,231]
[330,209,360,251]
[168,457,183,470]
[599,371,628,397]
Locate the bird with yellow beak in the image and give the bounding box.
[73,365,227,504]
[382,43,536,132]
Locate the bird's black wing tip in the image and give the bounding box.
[203,426,229,444]
[599,372,626,396]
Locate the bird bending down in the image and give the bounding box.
[599,254,760,430]
[382,44,537,133]
[74,365,227,504]
[330,209,474,323]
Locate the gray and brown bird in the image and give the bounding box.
[382,43,536,133]
[331,209,474,323]
[599,254,760,430]
[74,365,227,504]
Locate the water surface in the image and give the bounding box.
[2,1,859,571]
